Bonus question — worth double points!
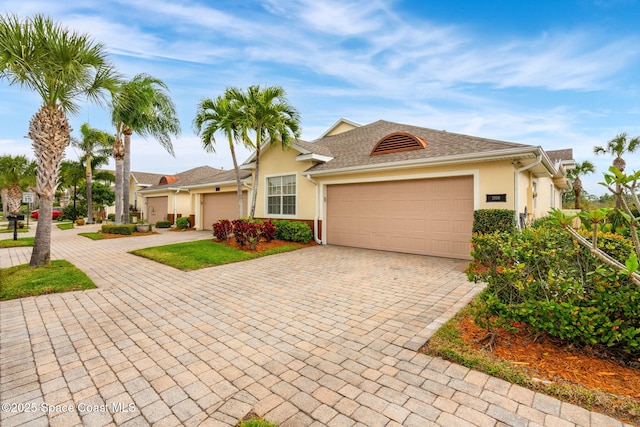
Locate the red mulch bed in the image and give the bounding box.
[459,315,640,401]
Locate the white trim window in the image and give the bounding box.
[267,175,296,215]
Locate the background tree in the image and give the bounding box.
[111,73,180,224]
[225,85,300,218]
[0,13,118,266]
[71,123,114,223]
[594,132,640,208]
[193,93,249,217]
[92,182,115,220]
[0,154,36,217]
[59,160,85,221]
[566,160,596,210]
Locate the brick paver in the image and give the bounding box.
[0,224,629,426]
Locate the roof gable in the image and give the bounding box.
[305,120,531,173]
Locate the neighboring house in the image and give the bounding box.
[101,170,165,217]
[140,118,575,260]
[138,166,251,226]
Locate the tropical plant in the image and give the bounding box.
[0,13,118,266]
[71,123,114,223]
[594,132,640,208]
[194,93,250,217]
[225,85,301,218]
[111,73,180,224]
[0,154,36,215]
[566,160,596,210]
[59,160,85,221]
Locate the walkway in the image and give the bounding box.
[0,224,629,426]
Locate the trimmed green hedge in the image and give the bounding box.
[155,220,171,228]
[101,224,136,235]
[273,220,313,243]
[176,217,190,229]
[472,209,516,234]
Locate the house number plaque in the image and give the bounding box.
[486,194,507,202]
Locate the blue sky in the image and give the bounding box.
[1,0,639,196]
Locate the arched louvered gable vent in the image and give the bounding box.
[370,132,427,156]
[159,175,179,185]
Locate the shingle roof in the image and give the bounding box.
[141,166,251,191]
[131,171,166,186]
[546,149,574,164]
[304,120,532,172]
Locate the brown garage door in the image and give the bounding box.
[147,196,168,224]
[326,176,474,259]
[203,192,247,230]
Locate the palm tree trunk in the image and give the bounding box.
[85,157,94,224]
[249,144,260,219]
[114,135,125,225]
[1,188,8,218]
[228,136,243,218]
[28,105,69,267]
[8,182,22,213]
[123,130,132,224]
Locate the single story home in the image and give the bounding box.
[139,119,575,260]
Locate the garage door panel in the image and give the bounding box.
[326,176,473,259]
[147,196,168,224]
[203,192,247,230]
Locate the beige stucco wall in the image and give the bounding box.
[325,121,359,136]
[252,146,318,220]
[190,183,246,229]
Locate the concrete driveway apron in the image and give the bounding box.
[0,225,627,426]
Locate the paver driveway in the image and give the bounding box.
[0,225,627,426]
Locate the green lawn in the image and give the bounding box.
[0,237,34,248]
[0,260,96,301]
[130,239,303,271]
[78,232,104,240]
[0,227,29,233]
[56,222,74,230]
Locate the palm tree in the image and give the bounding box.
[594,133,640,208]
[0,155,36,216]
[566,160,595,210]
[71,123,114,223]
[0,14,117,266]
[193,93,249,217]
[111,73,180,224]
[225,85,301,218]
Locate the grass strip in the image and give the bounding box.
[78,232,104,240]
[0,260,96,301]
[0,237,34,248]
[131,239,303,271]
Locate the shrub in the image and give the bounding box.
[107,213,115,221]
[468,224,640,355]
[101,224,136,235]
[155,220,171,228]
[472,209,516,234]
[213,219,233,242]
[273,220,313,243]
[260,220,276,242]
[232,219,261,248]
[61,200,88,221]
[176,216,190,229]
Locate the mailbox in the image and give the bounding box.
[6,214,25,221]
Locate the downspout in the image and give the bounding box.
[174,188,180,222]
[514,154,542,230]
[306,175,323,244]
